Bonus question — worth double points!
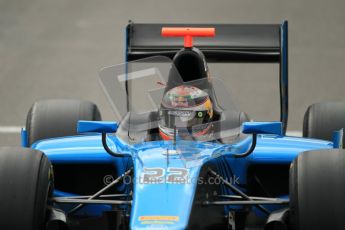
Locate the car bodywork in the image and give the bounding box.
[22,21,339,230]
[33,133,332,229]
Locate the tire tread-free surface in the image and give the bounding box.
[290,150,345,230]
[0,147,53,230]
[26,99,101,146]
[303,102,345,144]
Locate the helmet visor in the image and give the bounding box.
[159,109,211,130]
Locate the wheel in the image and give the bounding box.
[289,150,345,230]
[26,99,102,146]
[0,147,53,230]
[303,102,345,144]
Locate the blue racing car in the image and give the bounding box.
[1,21,345,230]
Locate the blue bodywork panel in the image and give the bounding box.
[32,134,332,229]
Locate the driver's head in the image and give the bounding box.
[158,85,213,140]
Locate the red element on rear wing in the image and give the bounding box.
[161,27,215,48]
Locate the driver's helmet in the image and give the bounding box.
[158,85,213,140]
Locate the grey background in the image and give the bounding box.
[1,0,345,146]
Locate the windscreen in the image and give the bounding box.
[99,56,246,145]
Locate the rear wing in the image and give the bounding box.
[125,21,288,133]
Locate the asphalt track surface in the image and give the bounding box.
[1,0,345,146]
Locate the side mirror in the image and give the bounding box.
[77,120,118,134]
[77,120,127,158]
[233,122,282,158]
[242,122,283,136]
